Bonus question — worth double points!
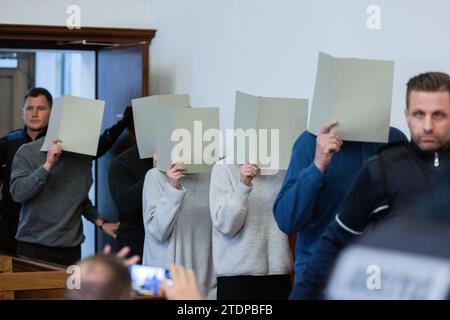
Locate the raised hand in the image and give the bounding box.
[314,121,343,172]
[160,264,202,300]
[240,163,259,186]
[102,244,140,266]
[166,163,186,189]
[44,138,63,172]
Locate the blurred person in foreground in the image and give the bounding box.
[65,245,201,300]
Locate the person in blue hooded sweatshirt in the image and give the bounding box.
[273,117,407,299]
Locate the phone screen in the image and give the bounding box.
[129,264,172,296]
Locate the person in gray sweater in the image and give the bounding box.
[142,163,216,299]
[10,138,118,265]
[209,160,293,299]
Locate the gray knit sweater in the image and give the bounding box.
[209,161,293,277]
[142,169,216,299]
[10,137,100,247]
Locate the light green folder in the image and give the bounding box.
[308,52,394,143]
[234,91,308,172]
[41,95,105,156]
[132,94,191,159]
[156,107,220,173]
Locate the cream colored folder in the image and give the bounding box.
[41,95,105,156]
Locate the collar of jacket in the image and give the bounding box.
[22,126,48,142]
[409,140,450,165]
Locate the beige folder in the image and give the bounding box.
[132,94,191,159]
[234,91,308,172]
[41,95,104,156]
[156,107,220,173]
[308,52,394,143]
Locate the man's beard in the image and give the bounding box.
[440,140,450,151]
[415,134,450,152]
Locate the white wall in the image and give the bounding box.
[149,0,450,138]
[0,0,152,28]
[4,0,450,135]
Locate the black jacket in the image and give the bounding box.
[0,128,46,225]
[292,141,450,299]
[108,146,153,258]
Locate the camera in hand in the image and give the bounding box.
[129,264,172,296]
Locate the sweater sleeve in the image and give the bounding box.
[10,145,49,203]
[273,131,325,234]
[142,169,186,242]
[209,163,253,237]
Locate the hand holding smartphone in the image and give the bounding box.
[129,264,172,296]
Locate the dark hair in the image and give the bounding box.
[406,72,450,108]
[65,255,131,300]
[24,87,53,107]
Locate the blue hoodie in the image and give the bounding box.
[273,127,407,299]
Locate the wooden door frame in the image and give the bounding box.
[0,24,156,96]
[0,24,156,46]
[0,24,156,252]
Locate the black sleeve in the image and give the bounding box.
[0,137,7,188]
[337,156,389,233]
[0,136,7,164]
[293,220,355,299]
[95,126,125,158]
[96,107,132,158]
[292,157,390,300]
[108,159,145,220]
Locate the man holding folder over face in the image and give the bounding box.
[10,96,120,266]
[273,53,407,299]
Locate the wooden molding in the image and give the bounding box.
[0,24,156,49]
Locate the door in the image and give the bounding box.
[0,52,35,137]
[96,44,149,252]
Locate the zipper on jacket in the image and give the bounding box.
[434,152,440,167]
